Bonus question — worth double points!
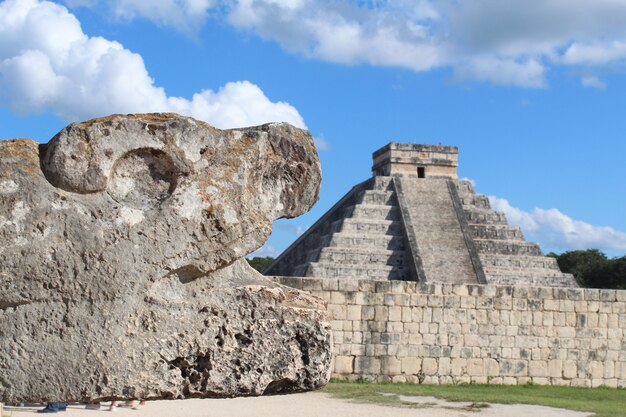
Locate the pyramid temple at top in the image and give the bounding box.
[265,143,577,287]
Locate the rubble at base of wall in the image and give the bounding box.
[272,277,626,388]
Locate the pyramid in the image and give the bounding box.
[265,143,577,287]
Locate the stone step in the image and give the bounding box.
[464,208,508,225]
[470,224,525,240]
[474,239,543,256]
[315,246,406,266]
[371,176,394,191]
[344,204,399,220]
[487,274,578,288]
[480,254,561,270]
[324,232,405,250]
[305,262,409,280]
[483,267,566,278]
[459,194,491,209]
[455,180,475,194]
[331,218,402,235]
[357,189,396,205]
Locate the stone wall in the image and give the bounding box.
[274,277,626,388]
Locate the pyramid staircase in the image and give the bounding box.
[454,180,576,287]
[265,177,576,287]
[291,177,409,280]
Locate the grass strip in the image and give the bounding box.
[322,381,626,417]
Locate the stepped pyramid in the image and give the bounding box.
[265,143,577,287]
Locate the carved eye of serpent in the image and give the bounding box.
[108,148,179,209]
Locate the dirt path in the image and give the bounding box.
[6,392,592,417]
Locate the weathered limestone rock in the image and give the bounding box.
[0,113,330,402]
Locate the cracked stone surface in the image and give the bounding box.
[0,113,330,402]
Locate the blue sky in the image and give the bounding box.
[1,0,626,258]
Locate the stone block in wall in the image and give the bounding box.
[331,320,344,332]
[375,281,392,293]
[422,358,438,376]
[346,305,361,321]
[453,285,469,296]
[494,297,513,310]
[375,306,389,321]
[402,307,412,322]
[331,291,346,304]
[585,289,600,301]
[334,356,355,374]
[543,299,559,311]
[366,292,384,305]
[438,357,451,375]
[428,295,444,307]
[531,377,551,386]
[451,358,466,375]
[500,360,528,376]
[529,361,548,377]
[351,344,365,356]
[329,305,347,320]
[562,360,577,379]
[357,280,376,292]
[395,294,410,306]
[338,279,360,292]
[466,359,484,376]
[384,294,395,306]
[382,356,402,375]
[432,308,444,323]
[589,361,605,379]
[571,379,591,388]
[485,359,499,377]
[355,357,381,374]
[600,290,617,302]
[302,279,323,291]
[386,322,403,333]
[354,292,367,305]
[391,281,406,294]
[321,279,339,291]
[460,296,476,308]
[389,306,402,321]
[472,376,489,384]
[361,306,375,320]
[411,294,428,306]
[408,333,422,345]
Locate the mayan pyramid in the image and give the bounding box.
[265,143,577,287]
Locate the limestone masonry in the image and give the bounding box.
[275,277,626,388]
[266,142,577,287]
[0,114,332,402]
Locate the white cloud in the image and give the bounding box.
[247,243,279,258]
[0,0,305,129]
[489,195,626,252]
[276,222,306,236]
[313,135,330,152]
[110,0,215,33]
[581,75,606,89]
[228,0,443,71]
[453,57,546,88]
[562,41,626,66]
[64,0,626,88]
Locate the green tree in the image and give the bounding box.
[246,256,275,273]
[551,249,626,289]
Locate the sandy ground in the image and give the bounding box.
[5,392,592,417]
